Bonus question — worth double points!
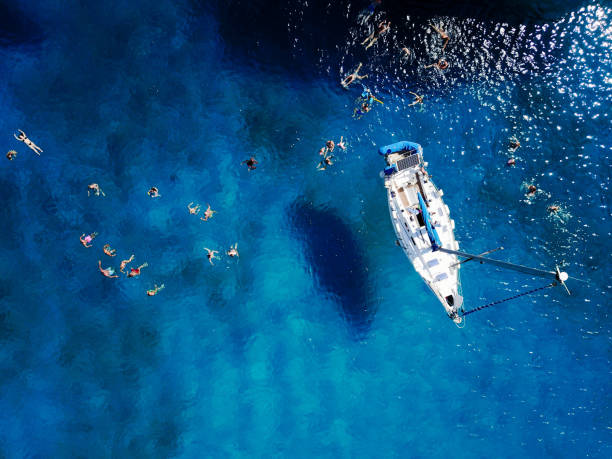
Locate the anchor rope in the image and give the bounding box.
[460,282,556,317]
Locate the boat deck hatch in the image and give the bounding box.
[445,295,454,306]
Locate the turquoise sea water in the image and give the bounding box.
[0,0,610,456]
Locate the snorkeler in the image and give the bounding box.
[507,157,516,166]
[103,244,117,257]
[227,243,239,258]
[242,157,258,170]
[408,91,424,106]
[147,187,161,198]
[80,232,98,248]
[429,23,450,51]
[204,248,220,265]
[200,204,217,222]
[188,202,201,215]
[425,59,449,70]
[6,150,17,161]
[147,284,165,296]
[98,260,119,278]
[317,150,335,170]
[362,20,391,50]
[127,262,148,278]
[509,137,521,150]
[326,140,335,152]
[527,185,537,196]
[337,136,346,150]
[547,205,560,213]
[14,130,43,155]
[87,183,105,197]
[341,63,368,89]
[119,254,134,273]
[353,102,372,119]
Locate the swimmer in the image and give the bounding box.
[507,157,516,166]
[509,137,521,150]
[400,47,412,60]
[14,130,42,155]
[188,202,201,215]
[98,260,119,278]
[362,21,391,50]
[317,151,334,170]
[326,140,335,152]
[341,63,368,89]
[337,136,346,150]
[547,205,560,213]
[146,284,165,296]
[119,254,134,273]
[127,262,148,278]
[6,150,17,161]
[353,102,371,119]
[80,232,98,248]
[204,247,220,265]
[103,244,117,257]
[425,59,449,70]
[200,204,217,222]
[147,187,161,198]
[527,185,537,196]
[87,183,105,197]
[408,91,424,107]
[242,157,258,170]
[227,243,239,258]
[429,23,450,51]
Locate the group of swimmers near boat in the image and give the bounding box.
[5,2,565,294]
[6,128,261,295]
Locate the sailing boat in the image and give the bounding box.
[380,141,570,325]
[380,141,464,323]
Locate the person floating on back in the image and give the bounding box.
[188,202,201,215]
[362,21,391,50]
[14,130,43,155]
[408,91,424,107]
[98,260,119,278]
[147,284,165,296]
[341,63,368,89]
[429,23,450,51]
[204,248,220,265]
[88,183,105,196]
[80,232,98,248]
[201,204,217,222]
[120,254,134,273]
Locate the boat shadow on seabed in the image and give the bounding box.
[289,200,374,336]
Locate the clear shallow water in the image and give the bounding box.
[0,0,610,456]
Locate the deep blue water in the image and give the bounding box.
[0,0,610,456]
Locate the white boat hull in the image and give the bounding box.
[382,143,463,322]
